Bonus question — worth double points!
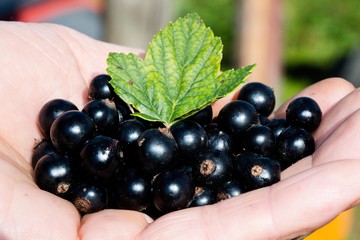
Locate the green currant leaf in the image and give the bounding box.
[107,53,163,122]
[215,64,256,100]
[107,13,254,126]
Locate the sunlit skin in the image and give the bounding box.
[1,21,360,240]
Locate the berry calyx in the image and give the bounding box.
[233,153,280,191]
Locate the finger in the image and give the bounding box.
[273,78,354,119]
[313,108,360,166]
[281,86,360,179]
[283,93,360,178]
[281,155,312,180]
[136,159,360,240]
[79,209,151,240]
[0,142,80,240]
[49,24,145,83]
[314,87,360,145]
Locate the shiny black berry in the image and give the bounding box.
[286,96,322,132]
[217,100,259,136]
[82,99,119,136]
[242,125,275,156]
[237,82,275,117]
[31,139,57,169]
[136,128,178,175]
[112,168,151,211]
[80,135,120,181]
[72,183,107,215]
[233,152,280,191]
[259,115,270,125]
[187,105,213,127]
[34,153,76,198]
[207,129,233,154]
[217,180,245,201]
[38,99,78,137]
[266,118,289,138]
[190,187,216,207]
[192,150,232,187]
[170,120,208,160]
[152,169,195,213]
[50,110,95,153]
[88,74,114,100]
[114,119,146,163]
[275,126,315,169]
[114,98,132,121]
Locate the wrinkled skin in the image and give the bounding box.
[1,21,360,240]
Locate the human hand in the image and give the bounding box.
[1,21,359,240]
[0,21,148,239]
[135,78,359,240]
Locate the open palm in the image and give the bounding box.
[1,21,360,240]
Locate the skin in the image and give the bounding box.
[0,21,359,240]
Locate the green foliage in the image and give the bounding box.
[107,13,253,126]
[284,1,360,68]
[177,0,360,81]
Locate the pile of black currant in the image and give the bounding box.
[32,74,322,218]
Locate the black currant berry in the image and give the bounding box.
[286,96,322,132]
[116,104,131,122]
[259,115,270,125]
[170,120,208,160]
[192,150,232,187]
[152,169,195,213]
[266,118,288,138]
[72,183,107,215]
[38,99,78,137]
[80,135,120,181]
[114,119,146,163]
[190,187,217,207]
[112,168,151,211]
[34,153,76,198]
[204,118,219,132]
[88,74,114,100]
[217,100,259,136]
[50,110,95,153]
[31,139,57,169]
[136,128,178,175]
[275,126,315,169]
[186,105,213,127]
[233,152,280,191]
[237,82,275,117]
[207,129,233,154]
[88,74,132,120]
[242,125,275,156]
[82,99,119,136]
[217,180,245,201]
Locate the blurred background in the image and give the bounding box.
[1,0,360,239]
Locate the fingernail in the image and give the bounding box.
[144,214,154,223]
